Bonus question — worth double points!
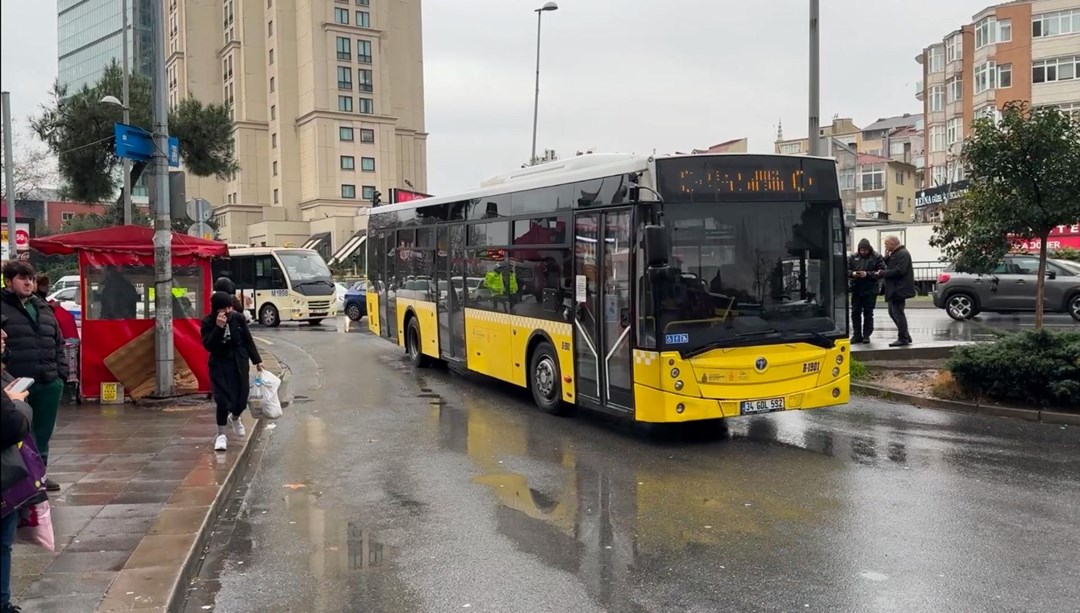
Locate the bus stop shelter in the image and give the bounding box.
[30,225,229,401]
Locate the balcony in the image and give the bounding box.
[915,80,924,101]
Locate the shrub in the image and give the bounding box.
[1051,247,1080,263]
[947,330,1080,408]
[930,371,969,401]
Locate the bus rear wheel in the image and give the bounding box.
[260,304,281,327]
[406,317,431,367]
[530,342,569,415]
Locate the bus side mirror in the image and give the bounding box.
[644,225,670,268]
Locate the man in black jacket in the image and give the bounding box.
[201,291,263,453]
[1,261,68,491]
[848,238,886,344]
[877,236,917,347]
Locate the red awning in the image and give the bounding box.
[29,225,229,258]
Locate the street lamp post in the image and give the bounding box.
[530,2,558,167]
[120,0,132,226]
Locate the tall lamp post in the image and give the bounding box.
[530,1,558,166]
[120,0,132,225]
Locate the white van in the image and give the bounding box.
[52,275,80,292]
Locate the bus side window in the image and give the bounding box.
[254,255,286,290]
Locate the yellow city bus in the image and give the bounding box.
[366,153,850,422]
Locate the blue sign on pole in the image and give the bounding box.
[114,123,181,168]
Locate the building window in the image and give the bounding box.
[948,77,963,103]
[338,96,353,112]
[859,164,884,191]
[342,184,357,199]
[272,133,277,148]
[335,7,349,24]
[362,185,376,200]
[341,155,355,170]
[340,126,355,141]
[946,34,963,63]
[1057,102,1080,121]
[779,142,802,155]
[357,40,372,63]
[336,37,351,61]
[356,0,369,5]
[270,76,275,92]
[269,49,274,64]
[356,11,370,27]
[62,212,75,222]
[946,117,962,146]
[270,105,276,120]
[974,61,997,93]
[268,20,273,36]
[896,196,905,213]
[929,46,945,73]
[273,188,279,204]
[359,128,375,143]
[999,19,1012,42]
[358,69,373,92]
[929,125,946,152]
[1033,55,1079,84]
[337,66,353,89]
[998,63,1012,88]
[359,98,374,114]
[931,165,947,186]
[895,171,905,185]
[859,196,884,213]
[975,17,1004,48]
[950,165,967,183]
[273,161,278,176]
[838,168,855,191]
[1032,9,1080,38]
[928,85,944,112]
[361,157,375,171]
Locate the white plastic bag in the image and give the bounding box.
[250,370,282,419]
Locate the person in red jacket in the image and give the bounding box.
[48,300,79,340]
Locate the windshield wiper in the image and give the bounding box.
[294,279,334,288]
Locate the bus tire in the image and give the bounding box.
[406,317,432,368]
[530,342,568,416]
[260,304,281,327]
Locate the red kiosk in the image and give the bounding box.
[30,226,229,401]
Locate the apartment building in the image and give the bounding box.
[916,0,1080,219]
[166,0,427,256]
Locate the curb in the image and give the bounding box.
[163,358,291,613]
[852,382,1079,425]
[851,345,961,361]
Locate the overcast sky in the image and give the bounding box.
[2,0,994,195]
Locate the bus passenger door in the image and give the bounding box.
[573,210,634,412]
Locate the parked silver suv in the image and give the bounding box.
[932,255,1080,321]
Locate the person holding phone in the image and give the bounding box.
[847,239,886,344]
[201,291,263,452]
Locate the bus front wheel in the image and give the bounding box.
[260,304,281,327]
[530,342,569,416]
[406,317,431,367]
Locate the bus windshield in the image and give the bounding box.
[277,250,333,286]
[648,201,847,354]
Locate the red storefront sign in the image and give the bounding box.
[1011,222,1080,252]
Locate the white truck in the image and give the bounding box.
[851,223,948,295]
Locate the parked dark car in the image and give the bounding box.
[343,282,367,321]
[932,255,1080,321]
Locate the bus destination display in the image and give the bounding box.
[655,156,838,202]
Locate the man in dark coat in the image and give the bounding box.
[877,236,917,347]
[848,238,886,343]
[201,291,263,453]
[1,261,68,491]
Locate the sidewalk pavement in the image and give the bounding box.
[10,350,284,613]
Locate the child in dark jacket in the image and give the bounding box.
[201,291,262,452]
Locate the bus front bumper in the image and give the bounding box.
[633,378,850,423]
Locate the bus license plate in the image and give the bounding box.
[740,398,785,415]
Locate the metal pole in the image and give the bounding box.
[121,0,132,226]
[2,92,16,261]
[530,10,543,166]
[150,0,174,396]
[808,0,822,157]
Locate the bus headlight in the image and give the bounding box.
[670,368,680,378]
[832,367,841,377]
[674,380,684,391]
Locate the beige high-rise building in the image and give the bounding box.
[166,0,427,258]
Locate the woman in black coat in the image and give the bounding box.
[201,291,262,452]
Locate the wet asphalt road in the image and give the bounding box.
[181,319,1080,613]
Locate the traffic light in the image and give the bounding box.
[371,190,381,207]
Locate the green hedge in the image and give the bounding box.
[947,330,1080,408]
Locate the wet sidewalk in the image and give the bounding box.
[10,351,284,613]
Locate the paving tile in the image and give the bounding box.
[66,533,144,553]
[45,550,132,573]
[81,516,156,537]
[111,490,176,504]
[43,471,90,485]
[57,492,118,506]
[134,467,192,481]
[18,571,118,598]
[100,565,179,610]
[12,593,103,612]
[67,480,129,494]
[123,533,197,569]
[96,503,167,519]
[181,468,230,487]
[168,486,219,507]
[148,507,209,536]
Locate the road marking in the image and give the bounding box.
[254,336,275,346]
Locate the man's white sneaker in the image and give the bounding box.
[228,414,246,437]
[214,434,228,452]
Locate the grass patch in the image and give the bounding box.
[850,358,871,381]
